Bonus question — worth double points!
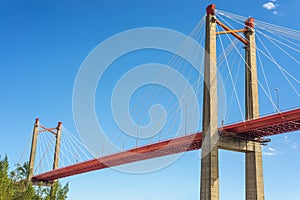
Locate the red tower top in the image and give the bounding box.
[58,122,62,126]
[35,118,39,123]
[206,4,216,15]
[245,18,255,28]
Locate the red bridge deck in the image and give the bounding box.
[32,108,300,182]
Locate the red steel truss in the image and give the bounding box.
[32,108,300,182]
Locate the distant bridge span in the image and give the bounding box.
[32,108,300,183]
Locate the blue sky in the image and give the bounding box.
[0,0,300,199]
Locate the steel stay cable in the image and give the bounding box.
[34,131,54,174]
[62,126,95,158]
[217,24,245,121]
[225,55,243,122]
[63,127,93,161]
[256,47,300,98]
[257,29,300,65]
[217,9,300,38]
[154,34,239,141]
[131,17,206,122]
[135,18,205,124]
[256,33,300,86]
[218,11,300,97]
[257,27,300,51]
[17,132,32,165]
[257,48,275,111]
[215,13,281,113]
[96,20,206,156]
[59,133,77,166]
[150,21,205,140]
[117,17,206,150]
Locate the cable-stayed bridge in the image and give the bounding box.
[22,4,300,200]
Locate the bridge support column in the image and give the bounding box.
[244,18,264,200]
[53,122,62,170]
[201,4,219,200]
[27,118,39,185]
[246,145,264,200]
[50,122,62,199]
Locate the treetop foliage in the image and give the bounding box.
[0,155,69,200]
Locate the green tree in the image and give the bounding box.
[0,156,69,200]
[48,182,69,200]
[0,155,15,200]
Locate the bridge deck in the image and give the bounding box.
[32,108,300,182]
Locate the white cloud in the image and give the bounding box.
[283,135,292,144]
[262,2,276,10]
[282,135,298,148]
[292,143,299,149]
[263,152,277,156]
[273,11,279,15]
[268,147,276,152]
[263,147,278,156]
